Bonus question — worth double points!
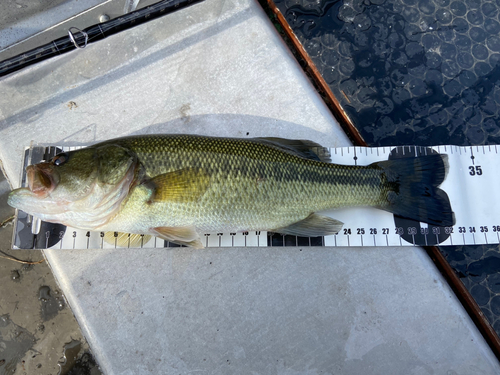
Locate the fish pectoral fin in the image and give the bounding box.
[150,168,210,203]
[272,213,343,237]
[151,226,204,249]
[103,232,152,248]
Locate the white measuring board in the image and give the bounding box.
[322,144,499,248]
[10,144,500,250]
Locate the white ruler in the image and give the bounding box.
[11,144,500,249]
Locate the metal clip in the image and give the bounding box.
[68,27,88,49]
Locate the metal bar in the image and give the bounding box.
[0,0,205,78]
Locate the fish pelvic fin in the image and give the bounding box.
[151,226,204,249]
[103,232,152,248]
[272,213,343,237]
[375,154,455,226]
[149,168,210,203]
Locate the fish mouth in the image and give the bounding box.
[27,163,58,198]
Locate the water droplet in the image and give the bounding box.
[11,270,20,281]
[58,340,82,375]
[39,286,51,302]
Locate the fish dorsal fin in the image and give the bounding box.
[255,138,331,163]
[151,226,204,249]
[271,213,343,237]
[103,232,152,248]
[150,168,210,203]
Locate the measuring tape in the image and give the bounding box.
[11,144,499,250]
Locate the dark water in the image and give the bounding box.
[273,0,500,334]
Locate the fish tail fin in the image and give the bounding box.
[374,154,455,226]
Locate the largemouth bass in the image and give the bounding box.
[8,134,454,248]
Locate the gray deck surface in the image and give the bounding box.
[0,0,499,373]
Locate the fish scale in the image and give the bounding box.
[95,135,415,233]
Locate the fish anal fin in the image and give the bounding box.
[150,168,210,203]
[103,232,152,248]
[272,213,343,237]
[151,226,204,249]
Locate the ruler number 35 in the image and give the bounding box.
[469,166,482,176]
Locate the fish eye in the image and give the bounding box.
[52,153,69,166]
